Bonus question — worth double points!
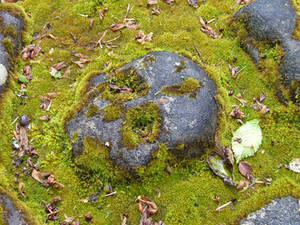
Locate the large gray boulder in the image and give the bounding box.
[240,196,300,225]
[236,0,300,97]
[67,51,218,168]
[0,9,24,94]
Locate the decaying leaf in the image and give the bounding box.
[136,30,153,44]
[40,33,58,40]
[22,42,41,61]
[52,61,66,71]
[163,0,175,4]
[43,196,62,222]
[288,158,300,173]
[32,169,64,188]
[147,0,158,5]
[199,16,222,39]
[188,0,199,8]
[238,161,253,179]
[151,6,161,15]
[23,66,33,81]
[40,96,52,111]
[232,119,262,163]
[99,8,108,21]
[137,196,158,215]
[250,93,270,114]
[207,155,236,186]
[230,105,246,119]
[18,182,27,199]
[228,64,240,79]
[237,179,250,190]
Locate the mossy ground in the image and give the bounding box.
[0,0,299,224]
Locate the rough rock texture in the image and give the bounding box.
[0,193,28,225]
[67,51,218,168]
[0,10,24,93]
[240,196,300,225]
[236,0,300,92]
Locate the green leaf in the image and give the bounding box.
[50,68,62,79]
[19,74,29,84]
[232,119,262,163]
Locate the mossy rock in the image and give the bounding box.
[235,0,300,100]
[67,51,218,168]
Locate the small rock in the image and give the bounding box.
[20,115,30,127]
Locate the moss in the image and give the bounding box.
[2,37,14,55]
[2,24,17,38]
[121,101,161,149]
[160,77,202,97]
[102,103,124,121]
[85,104,99,118]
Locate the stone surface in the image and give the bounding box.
[67,51,218,168]
[0,9,24,93]
[236,0,300,91]
[0,193,28,225]
[240,196,300,225]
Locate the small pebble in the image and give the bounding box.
[20,115,30,127]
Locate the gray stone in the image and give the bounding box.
[240,196,300,225]
[0,193,28,225]
[0,9,24,93]
[235,0,300,94]
[67,51,218,168]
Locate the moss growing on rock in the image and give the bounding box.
[102,103,124,121]
[121,101,161,149]
[85,104,99,118]
[160,77,202,97]
[2,37,14,55]
[2,24,17,38]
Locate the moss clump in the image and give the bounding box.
[292,17,300,40]
[173,60,187,73]
[2,37,14,55]
[86,104,99,118]
[121,101,161,149]
[160,77,202,97]
[102,103,124,121]
[2,24,17,38]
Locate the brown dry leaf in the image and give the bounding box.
[72,58,91,68]
[47,92,61,98]
[52,61,66,71]
[199,16,222,39]
[188,0,199,8]
[237,179,250,190]
[23,66,33,81]
[151,6,161,15]
[99,9,107,21]
[238,161,253,180]
[230,105,246,119]
[22,42,41,61]
[136,30,153,45]
[110,23,126,31]
[40,96,52,111]
[137,196,158,215]
[62,65,71,78]
[18,182,27,199]
[89,18,95,29]
[32,169,64,188]
[125,20,140,30]
[228,64,240,79]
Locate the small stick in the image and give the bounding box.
[97,30,108,48]
[124,3,131,21]
[216,201,233,212]
[237,66,246,74]
[207,18,216,24]
[105,33,121,44]
[104,191,117,197]
[194,44,201,58]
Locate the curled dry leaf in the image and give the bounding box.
[40,33,58,40]
[228,64,240,79]
[40,96,52,111]
[22,42,41,61]
[89,18,95,29]
[237,179,250,190]
[137,196,158,215]
[188,0,199,8]
[43,196,62,222]
[110,23,126,31]
[163,0,175,4]
[151,6,161,15]
[230,105,246,119]
[99,8,108,21]
[23,66,33,81]
[199,16,222,39]
[238,161,253,179]
[250,93,270,114]
[32,169,64,188]
[52,61,66,71]
[136,30,153,44]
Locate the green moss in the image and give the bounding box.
[2,24,17,38]
[102,103,124,121]
[292,17,300,40]
[121,101,161,149]
[2,37,14,55]
[85,104,99,118]
[160,77,202,97]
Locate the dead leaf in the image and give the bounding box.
[23,66,33,81]
[199,16,222,39]
[151,6,161,15]
[147,0,158,5]
[32,169,64,188]
[228,64,240,79]
[230,105,246,119]
[137,196,158,215]
[110,23,126,31]
[90,18,95,29]
[188,0,199,8]
[238,161,253,180]
[99,9,106,21]
[40,33,58,40]
[136,30,153,44]
[52,61,66,71]
[22,42,41,61]
[62,65,71,78]
[47,92,60,98]
[237,179,250,190]
[40,96,52,111]
[39,115,50,121]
